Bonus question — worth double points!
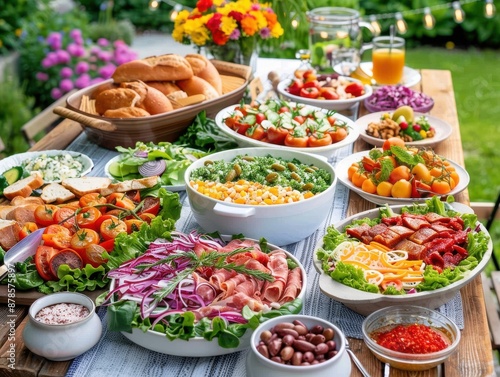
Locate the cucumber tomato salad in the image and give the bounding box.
[316,196,490,295]
[223,99,350,148]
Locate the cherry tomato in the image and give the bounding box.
[361,178,378,194]
[391,179,412,198]
[49,249,83,277]
[76,206,102,230]
[44,224,72,236]
[79,192,107,213]
[137,197,160,217]
[286,79,304,96]
[382,137,405,151]
[42,232,72,250]
[411,163,432,183]
[35,245,58,281]
[234,121,251,135]
[70,228,100,253]
[389,166,411,184]
[278,106,290,113]
[347,164,359,180]
[19,222,38,240]
[344,82,364,97]
[293,115,306,124]
[99,238,115,252]
[124,219,145,234]
[245,124,266,140]
[308,132,332,147]
[303,69,318,82]
[377,181,394,197]
[431,179,453,194]
[303,80,320,89]
[300,87,320,99]
[284,133,309,148]
[139,212,156,224]
[53,206,76,230]
[34,204,60,226]
[267,126,289,145]
[351,171,368,188]
[106,193,136,210]
[100,217,127,240]
[328,127,348,143]
[255,113,266,125]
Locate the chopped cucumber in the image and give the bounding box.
[2,166,24,185]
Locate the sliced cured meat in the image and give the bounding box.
[262,250,289,303]
[193,272,217,303]
[431,223,453,233]
[346,223,371,239]
[395,239,426,260]
[425,237,455,255]
[425,212,450,223]
[453,230,468,245]
[373,228,405,248]
[409,227,438,245]
[279,267,302,304]
[425,251,444,270]
[389,225,414,238]
[452,244,468,257]
[381,216,403,226]
[220,274,247,298]
[402,216,431,230]
[443,252,463,269]
[209,269,237,289]
[211,291,265,312]
[446,217,464,231]
[367,223,389,237]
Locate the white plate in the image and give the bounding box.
[355,111,453,147]
[104,155,185,192]
[312,203,493,316]
[214,104,359,159]
[336,150,470,206]
[277,77,373,111]
[0,150,93,183]
[112,241,307,357]
[334,62,422,87]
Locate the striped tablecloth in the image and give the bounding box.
[65,132,463,377]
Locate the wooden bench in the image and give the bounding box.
[481,272,500,349]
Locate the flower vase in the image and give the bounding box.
[206,37,258,74]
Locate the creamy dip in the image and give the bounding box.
[35,303,90,325]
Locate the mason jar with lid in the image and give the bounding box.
[306,7,374,74]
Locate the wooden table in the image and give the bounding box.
[0,63,494,377]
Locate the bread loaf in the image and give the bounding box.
[95,88,141,115]
[119,81,149,106]
[185,54,223,95]
[61,177,112,197]
[176,76,220,101]
[90,82,118,99]
[146,81,182,97]
[104,107,151,118]
[3,172,44,200]
[41,183,76,204]
[137,86,173,115]
[112,54,194,83]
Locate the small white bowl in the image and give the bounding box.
[184,147,337,246]
[362,305,460,371]
[22,292,102,361]
[277,77,373,111]
[247,314,351,377]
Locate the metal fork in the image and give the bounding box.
[345,338,372,377]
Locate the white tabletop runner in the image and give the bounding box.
[64,133,464,377]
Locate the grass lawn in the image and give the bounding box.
[406,47,500,272]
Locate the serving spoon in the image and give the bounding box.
[345,338,373,377]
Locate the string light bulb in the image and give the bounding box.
[453,1,465,23]
[484,0,496,18]
[395,12,408,34]
[149,0,159,11]
[423,7,436,30]
[369,15,381,36]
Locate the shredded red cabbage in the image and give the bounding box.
[366,85,434,111]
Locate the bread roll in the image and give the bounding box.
[119,80,149,106]
[146,81,182,96]
[137,86,173,115]
[90,82,118,99]
[185,54,223,95]
[104,107,151,118]
[95,88,141,115]
[176,76,220,101]
[112,54,194,83]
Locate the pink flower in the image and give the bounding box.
[98,64,116,79]
[97,50,112,62]
[59,78,74,92]
[67,43,85,57]
[60,67,73,78]
[97,38,110,47]
[46,32,62,50]
[75,74,91,89]
[56,50,71,64]
[69,29,82,40]
[75,61,90,74]
[36,72,49,81]
[51,87,63,100]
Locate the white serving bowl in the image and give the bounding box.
[22,292,102,361]
[184,147,337,246]
[362,305,460,371]
[277,77,373,111]
[214,105,359,159]
[313,203,492,316]
[112,241,307,357]
[247,314,351,377]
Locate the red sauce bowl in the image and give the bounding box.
[361,305,460,371]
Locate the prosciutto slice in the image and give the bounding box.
[279,267,303,304]
[262,250,289,303]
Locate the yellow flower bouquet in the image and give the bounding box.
[172,0,284,69]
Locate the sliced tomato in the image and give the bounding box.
[54,206,76,230]
[344,82,364,97]
[286,78,303,96]
[267,126,289,145]
[44,224,72,236]
[100,217,127,240]
[19,222,38,240]
[35,245,58,281]
[76,206,102,230]
[138,212,155,224]
[42,232,72,250]
[79,192,108,213]
[308,132,332,147]
[124,219,145,234]
[319,87,339,100]
[34,204,60,226]
[70,228,100,253]
[284,133,309,148]
[98,238,115,252]
[82,244,109,267]
[138,197,160,216]
[300,87,320,99]
[49,249,83,277]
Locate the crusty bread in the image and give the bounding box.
[61,177,112,197]
[146,81,182,97]
[0,219,21,250]
[9,196,45,207]
[104,107,151,118]
[90,82,118,100]
[137,86,173,115]
[3,172,44,200]
[176,76,220,101]
[119,80,148,106]
[95,88,141,115]
[41,183,76,204]
[100,176,160,196]
[185,54,223,95]
[112,54,194,83]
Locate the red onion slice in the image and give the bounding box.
[139,160,166,177]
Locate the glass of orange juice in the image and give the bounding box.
[371,36,405,85]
